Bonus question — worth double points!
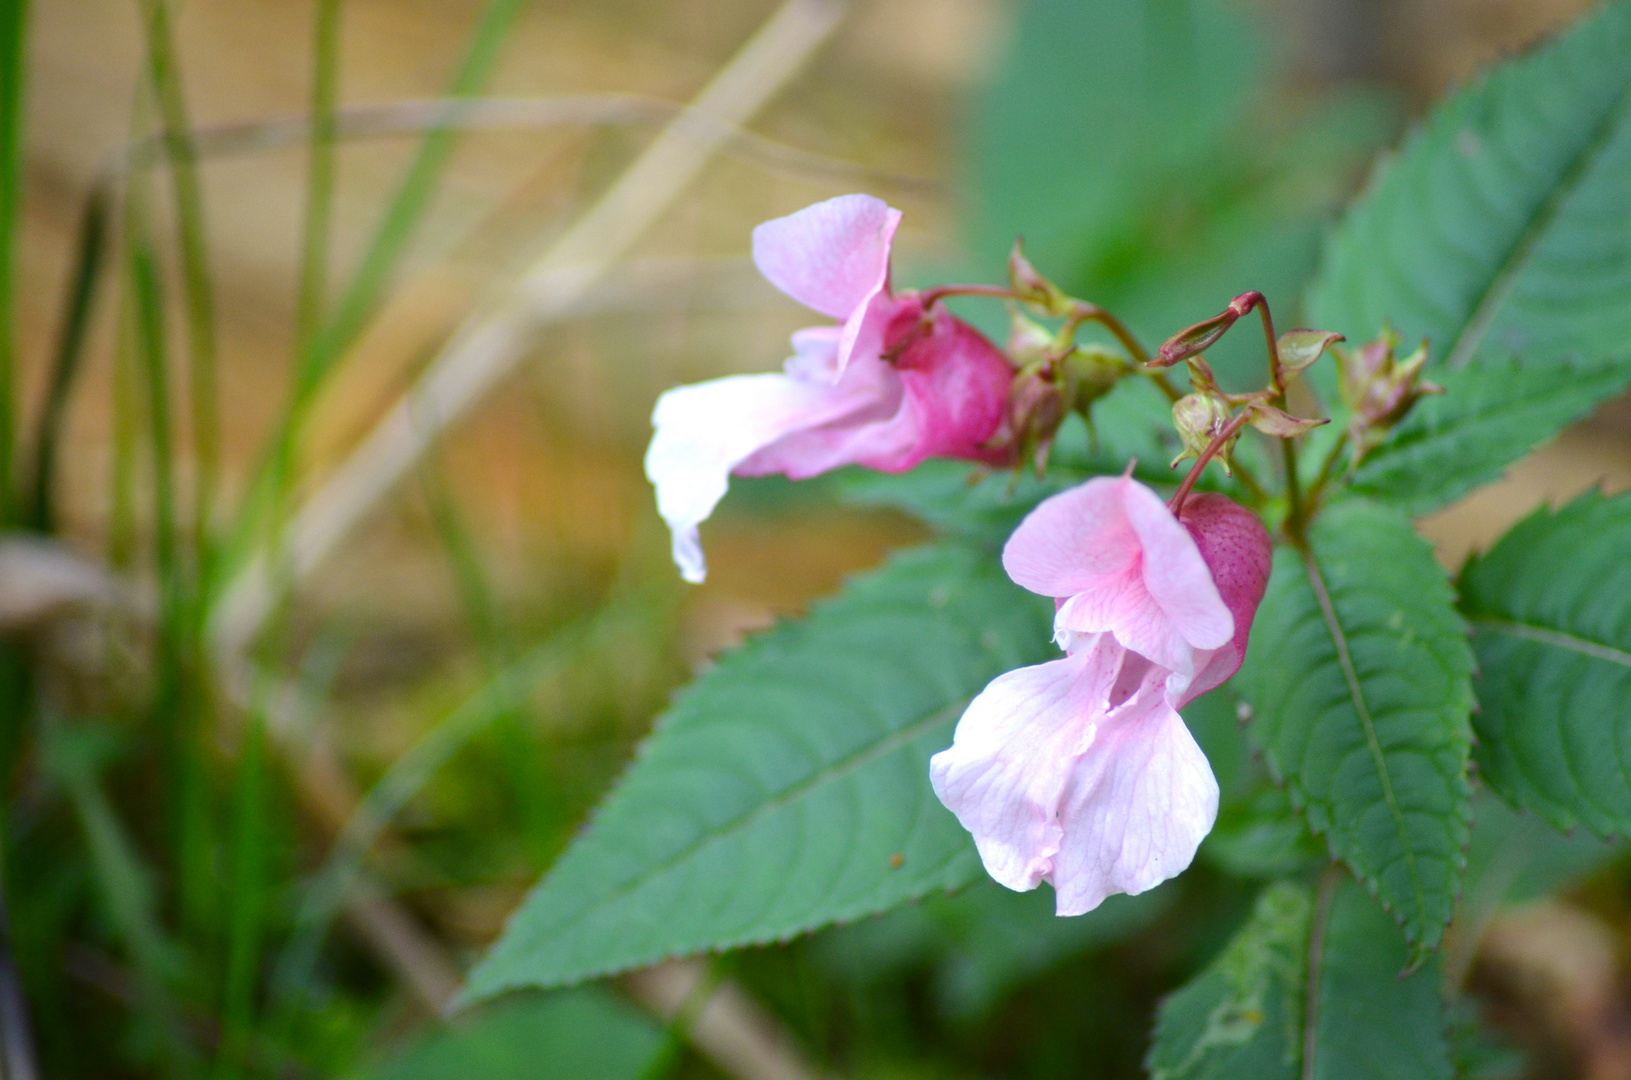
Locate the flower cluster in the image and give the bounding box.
[642,195,1352,913]
[930,477,1270,912]
[645,194,1013,583]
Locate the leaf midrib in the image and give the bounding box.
[1298,545,1428,933]
[1443,68,1631,370]
[1470,615,1631,668]
[503,696,972,948]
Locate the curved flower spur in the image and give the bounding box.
[645,194,1015,583]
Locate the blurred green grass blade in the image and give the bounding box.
[29,193,109,531]
[129,210,218,952]
[136,0,220,561]
[464,541,1055,1000]
[213,714,268,1080]
[295,0,343,351]
[232,0,526,595]
[296,0,526,400]
[0,0,26,523]
[48,726,201,1076]
[272,596,640,1008]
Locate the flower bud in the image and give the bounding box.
[1008,240,1071,316]
[1006,311,1055,365]
[1274,329,1343,387]
[1338,330,1443,461]
[1246,401,1327,438]
[1171,391,1235,470]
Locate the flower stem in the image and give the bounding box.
[1303,431,1350,514]
[915,282,1018,307]
[1169,409,1253,516]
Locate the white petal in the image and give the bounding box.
[930,646,1118,893]
[1048,678,1218,915]
[644,371,870,582]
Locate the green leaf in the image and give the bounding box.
[1240,501,1475,954]
[1347,357,1631,516]
[1147,875,1451,1080]
[372,988,664,1080]
[462,542,1054,999]
[818,877,1172,1020]
[1459,491,1631,837]
[1310,1,1631,371]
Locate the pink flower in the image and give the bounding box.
[645,194,1014,582]
[930,477,1271,914]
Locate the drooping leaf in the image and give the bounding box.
[1311,1,1631,370]
[1239,500,1475,955]
[1459,491,1631,837]
[462,542,1053,999]
[1146,875,1451,1080]
[372,988,664,1080]
[1146,881,1310,1080]
[1345,357,1631,515]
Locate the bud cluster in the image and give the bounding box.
[1337,330,1442,466]
[981,244,1135,474]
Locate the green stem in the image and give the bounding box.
[29,193,109,531]
[294,0,525,400]
[1169,408,1254,515]
[295,0,342,352]
[1303,431,1350,514]
[137,0,220,575]
[1065,301,1153,367]
[1281,437,1305,541]
[0,0,27,524]
[213,713,267,1080]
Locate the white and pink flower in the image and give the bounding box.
[645,194,1014,583]
[931,476,1271,915]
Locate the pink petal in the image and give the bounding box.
[751,195,901,321]
[1002,476,1142,598]
[741,309,1014,478]
[1123,480,1233,651]
[1049,674,1219,915]
[930,646,1120,893]
[1005,477,1232,675]
[735,355,907,478]
[645,366,882,582]
[1174,493,1274,706]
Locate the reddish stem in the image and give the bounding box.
[915,283,1019,308]
[1168,409,1254,516]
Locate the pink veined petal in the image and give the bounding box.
[742,308,1015,478]
[644,368,881,582]
[783,326,843,382]
[736,355,908,478]
[751,194,901,320]
[1055,572,1198,676]
[929,645,1120,894]
[1048,674,1219,916]
[1123,481,1233,651]
[1002,476,1141,598]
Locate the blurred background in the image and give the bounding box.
[7,0,1631,1077]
